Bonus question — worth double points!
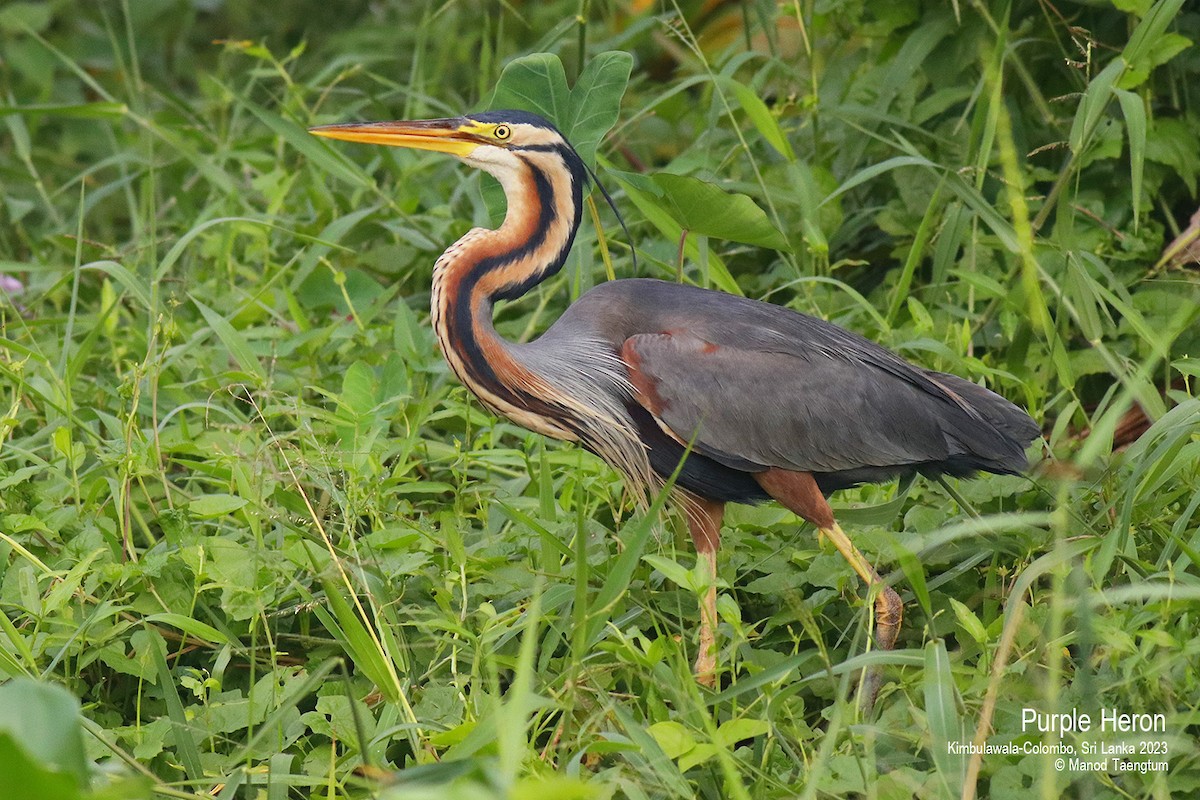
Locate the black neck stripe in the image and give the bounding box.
[441,152,585,425]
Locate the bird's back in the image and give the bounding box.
[542,278,1039,494]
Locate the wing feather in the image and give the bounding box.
[549,279,1036,479]
[621,329,1015,475]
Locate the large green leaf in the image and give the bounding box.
[487,51,632,168]
[608,167,744,295]
[487,54,570,135]
[614,170,791,252]
[0,737,81,800]
[562,52,634,168]
[0,679,89,791]
[483,52,632,224]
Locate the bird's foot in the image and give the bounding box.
[859,584,904,713]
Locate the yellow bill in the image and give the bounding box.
[308,118,482,157]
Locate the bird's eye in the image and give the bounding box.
[494,124,511,140]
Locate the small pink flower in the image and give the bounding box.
[0,274,23,295]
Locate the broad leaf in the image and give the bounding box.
[615,170,790,252]
[0,679,88,790]
[0,737,81,800]
[189,493,248,518]
[565,52,634,167]
[483,52,631,226]
[609,168,745,294]
[715,718,770,747]
[488,54,571,134]
[487,51,632,168]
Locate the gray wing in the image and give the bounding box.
[550,279,1036,476]
[620,328,1030,475]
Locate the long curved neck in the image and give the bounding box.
[429,148,585,438]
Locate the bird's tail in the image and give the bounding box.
[925,371,1042,475]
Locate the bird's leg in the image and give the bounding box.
[682,493,724,687]
[815,521,903,650]
[754,469,902,711]
[816,519,903,709]
[696,547,719,685]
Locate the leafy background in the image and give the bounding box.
[1,0,1199,798]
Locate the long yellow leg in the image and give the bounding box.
[695,547,718,686]
[755,469,903,710]
[819,521,903,652]
[683,494,724,688]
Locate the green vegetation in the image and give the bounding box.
[2,0,1199,797]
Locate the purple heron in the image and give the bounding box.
[310,111,1039,702]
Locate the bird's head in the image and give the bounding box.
[309,108,634,273]
[309,109,585,184]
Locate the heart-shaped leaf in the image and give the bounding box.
[483,52,633,225]
[487,54,571,137]
[487,51,632,168]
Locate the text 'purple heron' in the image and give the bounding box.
[309,110,1040,705]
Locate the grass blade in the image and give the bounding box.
[925,640,964,798]
[193,296,267,383]
[144,627,204,782]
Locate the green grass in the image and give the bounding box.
[1,1,1200,798]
